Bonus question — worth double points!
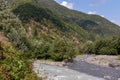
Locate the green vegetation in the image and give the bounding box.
[0,42,41,80]
[26,38,77,61]
[0,0,41,79]
[81,35,120,55]
[0,0,120,79]
[11,0,120,41]
[35,0,120,37]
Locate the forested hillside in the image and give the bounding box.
[36,0,120,37]
[11,0,120,41]
[1,0,120,61]
[10,0,120,55]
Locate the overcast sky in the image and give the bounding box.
[55,0,120,26]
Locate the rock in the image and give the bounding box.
[85,55,120,69]
[109,62,120,68]
[118,78,120,80]
[63,59,74,63]
[104,76,111,79]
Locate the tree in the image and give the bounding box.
[48,38,77,61]
[65,42,76,61]
[49,39,67,61]
[99,47,117,55]
[82,41,94,54]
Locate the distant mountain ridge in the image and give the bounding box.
[36,0,120,36]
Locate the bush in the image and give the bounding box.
[99,47,117,55]
[0,44,42,80]
[82,41,94,54]
[93,36,120,55]
[48,39,76,61]
[49,39,67,61]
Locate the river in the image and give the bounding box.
[33,55,120,80]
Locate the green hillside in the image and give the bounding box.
[3,0,120,55]
[2,0,120,57]
[37,0,120,36]
[11,0,120,40]
[12,0,91,41]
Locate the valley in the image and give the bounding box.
[0,0,120,80]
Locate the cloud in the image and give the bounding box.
[88,11,97,14]
[90,0,108,7]
[60,1,73,9]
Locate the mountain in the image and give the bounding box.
[10,0,120,42]
[2,0,119,53]
[36,0,120,36]
[0,0,120,79]
[0,0,120,80]
[0,0,118,51]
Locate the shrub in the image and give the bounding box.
[82,41,94,54]
[0,44,42,80]
[49,39,67,61]
[99,47,117,55]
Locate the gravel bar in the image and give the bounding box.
[69,55,120,80]
[33,55,120,80]
[33,60,105,80]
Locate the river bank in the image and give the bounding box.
[33,60,105,80]
[85,55,120,70]
[33,55,120,80]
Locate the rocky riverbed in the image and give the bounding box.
[33,60,105,80]
[85,55,120,69]
[33,55,120,80]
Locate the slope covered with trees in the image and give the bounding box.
[1,0,78,61]
[36,0,120,37]
[3,0,120,58]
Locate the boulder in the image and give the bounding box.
[109,62,120,68]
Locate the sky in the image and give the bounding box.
[55,0,120,26]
